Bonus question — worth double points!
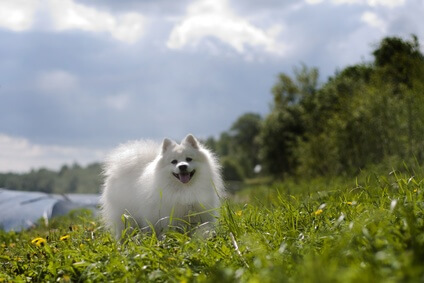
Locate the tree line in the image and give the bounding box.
[208,35,424,180]
[0,163,102,194]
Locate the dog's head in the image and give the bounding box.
[161,134,204,185]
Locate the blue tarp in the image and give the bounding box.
[0,188,99,231]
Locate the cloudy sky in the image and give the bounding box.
[0,0,423,172]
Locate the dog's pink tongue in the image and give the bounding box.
[179,173,191,184]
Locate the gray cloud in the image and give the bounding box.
[74,0,193,15]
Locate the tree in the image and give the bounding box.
[373,35,424,88]
[296,35,424,176]
[221,157,244,182]
[259,65,319,177]
[206,36,424,178]
[259,109,302,176]
[229,113,262,177]
[373,35,424,158]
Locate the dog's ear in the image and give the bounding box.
[162,138,175,152]
[183,134,199,149]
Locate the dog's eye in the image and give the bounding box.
[186,157,192,162]
[171,160,178,164]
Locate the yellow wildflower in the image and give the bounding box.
[60,235,70,241]
[70,225,79,232]
[313,209,323,216]
[235,210,243,216]
[346,202,353,205]
[31,237,47,246]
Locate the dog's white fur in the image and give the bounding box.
[100,134,224,238]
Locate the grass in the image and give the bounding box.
[1,170,424,282]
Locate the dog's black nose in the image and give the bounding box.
[178,164,188,171]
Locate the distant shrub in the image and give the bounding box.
[221,157,244,182]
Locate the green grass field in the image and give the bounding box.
[1,170,424,282]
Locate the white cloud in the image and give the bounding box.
[305,0,324,4]
[167,0,287,56]
[36,70,79,95]
[105,93,130,111]
[0,0,146,43]
[0,134,106,173]
[334,0,405,7]
[366,0,405,7]
[361,11,387,32]
[307,0,405,7]
[47,0,145,44]
[0,0,40,31]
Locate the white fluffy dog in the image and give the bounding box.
[100,134,224,238]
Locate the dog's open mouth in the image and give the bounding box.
[173,170,196,184]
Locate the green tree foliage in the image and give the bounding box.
[258,64,319,176]
[221,157,244,182]
[218,35,424,179]
[206,113,262,180]
[295,35,424,176]
[229,113,262,177]
[373,35,424,88]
